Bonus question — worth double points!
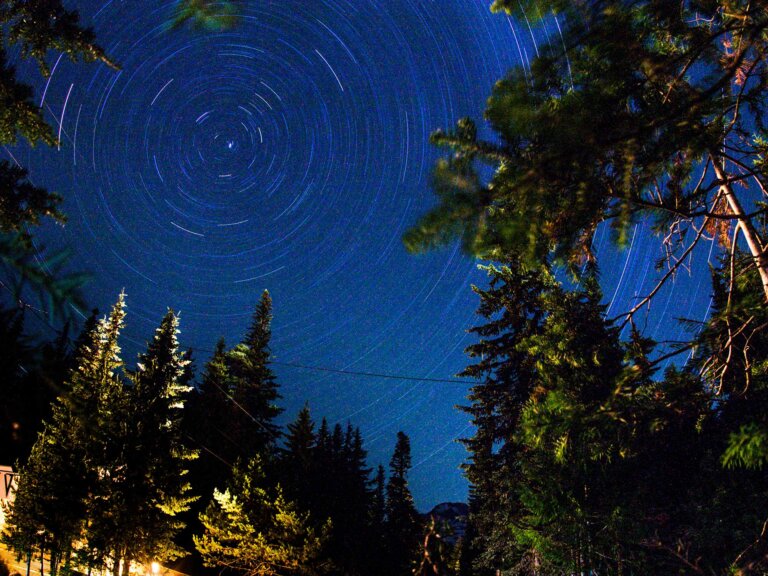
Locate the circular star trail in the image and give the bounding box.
[8,0,713,508]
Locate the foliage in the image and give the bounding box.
[2,296,123,574]
[195,456,330,576]
[405,0,768,302]
[0,233,89,322]
[167,0,241,32]
[86,308,198,568]
[458,257,554,573]
[186,291,283,518]
[3,294,202,575]
[0,0,117,319]
[459,258,768,574]
[0,0,118,77]
[277,409,381,576]
[385,431,422,576]
[0,305,80,465]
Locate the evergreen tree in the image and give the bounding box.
[385,431,421,576]
[0,307,37,464]
[195,456,330,576]
[2,296,125,574]
[0,1,118,318]
[371,464,386,530]
[168,0,240,32]
[228,290,282,457]
[89,310,198,569]
[459,267,768,574]
[458,258,553,573]
[369,464,387,575]
[279,404,317,510]
[187,338,236,496]
[404,1,768,304]
[328,425,373,576]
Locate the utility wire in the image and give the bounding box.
[270,359,478,385]
[1,286,480,386]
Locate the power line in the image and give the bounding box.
[270,359,478,385]
[0,286,480,386]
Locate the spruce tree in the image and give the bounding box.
[385,432,421,576]
[228,290,282,457]
[96,310,198,567]
[458,258,553,572]
[280,404,317,510]
[2,295,125,574]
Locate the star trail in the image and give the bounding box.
[6,0,714,508]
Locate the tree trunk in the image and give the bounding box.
[124,551,133,576]
[26,550,31,576]
[711,157,768,302]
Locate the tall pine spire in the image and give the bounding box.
[385,431,421,576]
[228,290,283,456]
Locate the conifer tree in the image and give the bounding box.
[385,432,421,576]
[195,456,329,576]
[187,338,237,494]
[368,464,387,575]
[89,310,198,569]
[371,465,386,530]
[228,290,282,457]
[0,1,118,318]
[280,404,317,510]
[405,1,768,305]
[458,258,553,573]
[2,296,126,574]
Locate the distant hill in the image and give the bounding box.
[423,502,468,545]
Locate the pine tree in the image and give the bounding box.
[405,1,768,303]
[385,432,421,576]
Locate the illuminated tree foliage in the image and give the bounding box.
[3,295,199,575]
[2,296,124,575]
[405,0,768,304]
[86,309,198,570]
[195,456,330,576]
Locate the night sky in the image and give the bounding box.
[7,0,715,510]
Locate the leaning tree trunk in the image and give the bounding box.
[711,157,768,302]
